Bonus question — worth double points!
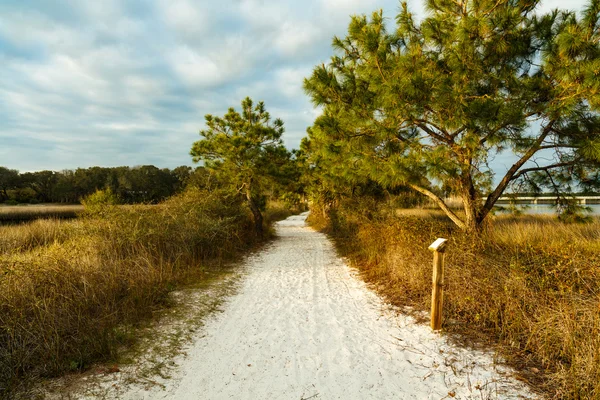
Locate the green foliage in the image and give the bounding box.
[0,168,19,202]
[555,199,593,223]
[303,0,600,233]
[190,97,294,236]
[81,188,120,217]
[82,188,119,206]
[0,165,193,205]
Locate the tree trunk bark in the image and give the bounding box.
[460,172,482,235]
[246,189,263,238]
[462,198,479,234]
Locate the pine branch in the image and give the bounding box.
[414,121,452,144]
[510,161,578,181]
[479,111,540,146]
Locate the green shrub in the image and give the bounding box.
[81,188,119,217]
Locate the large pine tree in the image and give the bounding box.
[304,0,600,233]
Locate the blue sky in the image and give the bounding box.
[0,0,589,172]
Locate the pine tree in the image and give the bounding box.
[190,97,291,237]
[304,0,600,233]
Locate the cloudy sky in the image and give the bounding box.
[0,0,588,172]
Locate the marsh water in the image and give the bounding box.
[512,204,600,215]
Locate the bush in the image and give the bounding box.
[81,188,119,216]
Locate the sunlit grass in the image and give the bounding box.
[310,201,600,398]
[0,189,268,396]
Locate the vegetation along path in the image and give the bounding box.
[68,213,535,399]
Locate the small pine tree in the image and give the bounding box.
[190,97,292,237]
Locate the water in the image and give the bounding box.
[513,204,600,215]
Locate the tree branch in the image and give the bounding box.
[416,115,451,138]
[479,111,539,146]
[538,144,577,150]
[414,122,452,144]
[479,120,557,221]
[407,183,466,230]
[510,161,577,181]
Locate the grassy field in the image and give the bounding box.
[310,199,600,399]
[0,189,288,397]
[0,204,83,224]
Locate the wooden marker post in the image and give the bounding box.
[428,238,448,331]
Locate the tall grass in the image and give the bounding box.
[0,219,78,254]
[0,205,83,224]
[0,188,265,397]
[311,199,600,399]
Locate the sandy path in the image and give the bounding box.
[112,213,534,399]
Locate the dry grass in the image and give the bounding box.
[310,199,600,399]
[0,219,86,255]
[0,205,83,224]
[0,188,270,397]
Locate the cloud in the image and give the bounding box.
[0,0,590,173]
[157,0,211,42]
[169,46,224,88]
[320,0,380,15]
[168,28,267,89]
[274,22,323,57]
[274,66,313,99]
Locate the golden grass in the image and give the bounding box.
[0,205,83,223]
[0,189,270,397]
[0,219,84,254]
[310,200,600,399]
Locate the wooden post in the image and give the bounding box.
[428,238,448,331]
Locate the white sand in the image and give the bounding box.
[71,213,537,399]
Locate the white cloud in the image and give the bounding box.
[0,10,90,54]
[320,0,379,14]
[536,0,588,14]
[169,46,227,87]
[275,67,312,99]
[237,0,328,58]
[238,0,291,28]
[274,21,323,57]
[168,31,260,89]
[76,1,123,21]
[157,0,210,41]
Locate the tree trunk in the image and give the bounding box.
[460,171,483,235]
[462,197,480,234]
[246,189,263,238]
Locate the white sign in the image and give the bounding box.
[428,238,448,252]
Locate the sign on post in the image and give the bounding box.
[428,238,448,331]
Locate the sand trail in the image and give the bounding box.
[72,213,535,399]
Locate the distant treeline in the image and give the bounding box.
[0,165,206,204]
